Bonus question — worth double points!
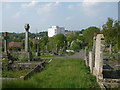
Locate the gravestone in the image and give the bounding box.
[24,24,32,61]
[4,32,8,54]
[2,32,15,70]
[24,24,30,52]
[2,32,9,70]
[109,43,112,55]
[63,41,66,52]
[93,34,105,79]
[36,44,40,56]
[89,51,93,73]
[59,46,62,55]
[85,46,89,66]
[92,36,96,67]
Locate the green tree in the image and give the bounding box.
[70,39,82,51]
[83,26,100,49]
[38,36,48,53]
[53,34,66,51]
[101,18,120,52]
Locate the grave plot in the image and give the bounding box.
[1,26,46,81]
[2,58,100,88]
[84,34,120,89]
[2,60,46,80]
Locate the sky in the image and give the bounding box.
[1,0,119,33]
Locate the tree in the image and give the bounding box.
[38,36,48,53]
[53,34,66,51]
[70,39,82,51]
[102,18,114,43]
[47,37,55,52]
[82,26,100,49]
[101,18,120,52]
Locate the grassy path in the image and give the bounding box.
[3,58,100,88]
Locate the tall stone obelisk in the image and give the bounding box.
[24,24,32,61]
[24,24,30,52]
[4,32,8,54]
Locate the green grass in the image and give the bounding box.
[3,58,100,88]
[41,54,64,57]
[105,84,120,89]
[40,53,65,57]
[103,52,118,57]
[2,69,31,78]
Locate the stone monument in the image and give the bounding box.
[24,24,32,61]
[4,32,8,54]
[24,24,30,52]
[93,34,105,79]
[89,51,93,73]
[85,46,89,66]
[36,44,40,56]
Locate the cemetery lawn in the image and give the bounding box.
[3,58,100,88]
[41,54,65,57]
[2,69,31,78]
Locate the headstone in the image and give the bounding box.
[63,41,66,52]
[4,32,8,54]
[92,36,96,67]
[109,43,112,55]
[94,34,105,79]
[89,51,93,73]
[36,44,40,56]
[60,46,62,55]
[85,46,89,66]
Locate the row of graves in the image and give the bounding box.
[1,24,46,80]
[85,34,120,88]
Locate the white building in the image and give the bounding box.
[48,26,65,37]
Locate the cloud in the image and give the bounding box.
[36,2,60,15]
[3,3,11,9]
[21,1,38,8]
[12,11,22,19]
[65,16,74,21]
[81,0,101,16]
[82,0,98,7]
[68,5,74,9]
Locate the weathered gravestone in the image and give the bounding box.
[85,46,89,66]
[36,44,40,56]
[2,32,15,70]
[2,32,9,70]
[89,51,93,73]
[24,24,32,61]
[93,34,105,79]
[4,32,8,54]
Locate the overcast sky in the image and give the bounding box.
[1,0,118,33]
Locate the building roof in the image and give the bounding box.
[8,42,23,47]
[65,30,81,32]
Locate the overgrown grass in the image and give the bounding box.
[2,69,31,78]
[105,84,120,89]
[103,52,118,57]
[3,58,100,88]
